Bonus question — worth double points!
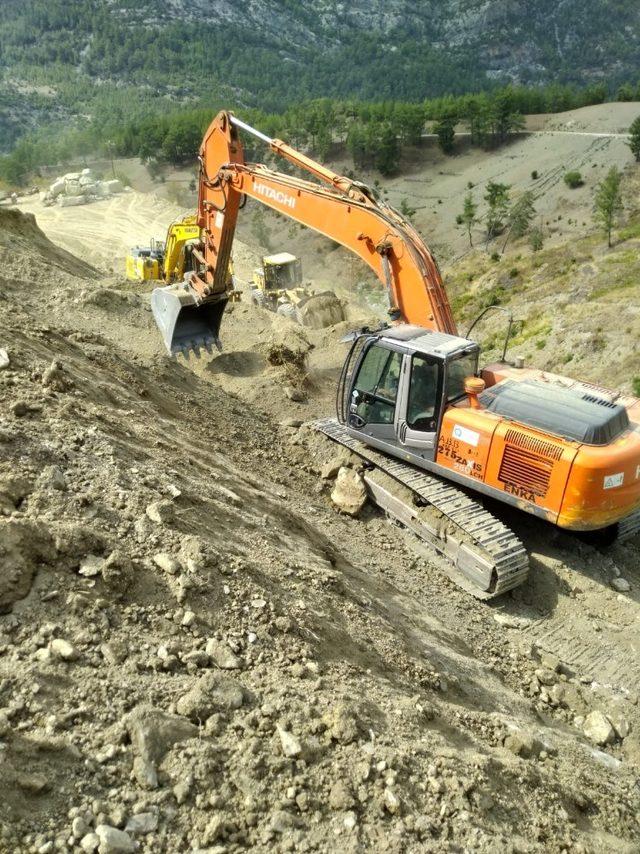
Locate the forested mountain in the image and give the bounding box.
[0,0,639,170]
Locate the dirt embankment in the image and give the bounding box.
[2,197,640,854]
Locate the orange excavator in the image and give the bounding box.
[151,111,640,598]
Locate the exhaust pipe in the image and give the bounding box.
[151,284,227,357]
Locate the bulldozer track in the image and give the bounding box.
[313,418,529,600]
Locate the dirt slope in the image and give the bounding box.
[2,194,640,854]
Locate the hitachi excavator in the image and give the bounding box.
[150,111,640,599]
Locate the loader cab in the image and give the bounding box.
[254,253,303,292]
[343,326,479,463]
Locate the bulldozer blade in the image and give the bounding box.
[151,285,226,357]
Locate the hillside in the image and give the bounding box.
[2,189,640,852]
[1,0,640,152]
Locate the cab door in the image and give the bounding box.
[348,343,404,446]
[395,352,442,459]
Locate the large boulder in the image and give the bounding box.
[330,467,367,516]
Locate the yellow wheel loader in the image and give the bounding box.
[250,252,345,327]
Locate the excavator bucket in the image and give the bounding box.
[151,284,226,357]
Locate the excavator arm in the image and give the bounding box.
[152,110,456,355]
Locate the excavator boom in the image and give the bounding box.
[151,111,455,355]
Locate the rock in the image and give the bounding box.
[173,777,192,805]
[269,810,297,833]
[42,360,69,390]
[608,710,630,740]
[16,771,49,793]
[145,500,175,524]
[330,467,367,516]
[125,812,158,835]
[325,702,359,744]
[72,817,89,839]
[79,555,105,577]
[153,552,180,575]
[504,730,543,759]
[285,386,306,402]
[125,705,197,789]
[611,577,630,593]
[102,550,132,590]
[80,834,100,853]
[49,638,79,661]
[320,451,353,479]
[0,349,9,371]
[494,612,534,629]
[181,610,196,627]
[383,788,400,814]
[205,638,242,670]
[44,466,67,491]
[583,711,616,746]
[95,824,134,853]
[534,668,557,686]
[276,725,302,758]
[281,418,303,428]
[176,672,244,721]
[329,780,355,810]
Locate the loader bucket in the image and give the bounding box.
[151,285,227,357]
[297,291,346,329]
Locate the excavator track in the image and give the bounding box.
[616,507,640,543]
[313,418,529,599]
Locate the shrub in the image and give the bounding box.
[564,171,584,188]
[490,251,500,262]
[531,170,538,180]
[633,376,640,397]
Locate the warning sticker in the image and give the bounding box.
[452,424,480,447]
[603,472,624,490]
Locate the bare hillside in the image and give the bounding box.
[2,184,640,852]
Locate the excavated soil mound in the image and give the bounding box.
[0,208,98,280]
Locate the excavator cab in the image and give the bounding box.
[342,326,479,464]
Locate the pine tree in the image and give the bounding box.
[628,116,640,162]
[459,191,478,246]
[484,181,510,239]
[593,166,623,247]
[433,112,457,154]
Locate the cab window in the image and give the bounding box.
[352,345,403,424]
[446,351,478,403]
[407,355,440,430]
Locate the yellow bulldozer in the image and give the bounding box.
[250,252,345,328]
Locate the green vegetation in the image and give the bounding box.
[459,192,478,247]
[633,377,640,397]
[593,166,623,247]
[529,227,545,251]
[484,182,511,239]
[564,170,584,188]
[503,191,537,251]
[629,116,640,162]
